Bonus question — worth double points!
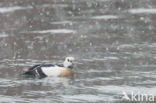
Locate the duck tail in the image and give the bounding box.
[22,65,40,75]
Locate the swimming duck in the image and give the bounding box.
[23,57,75,78]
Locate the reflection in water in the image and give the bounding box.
[0,0,156,103]
[34,77,75,87]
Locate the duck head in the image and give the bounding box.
[63,57,75,69]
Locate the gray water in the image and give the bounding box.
[0,0,156,103]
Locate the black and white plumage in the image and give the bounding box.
[23,57,75,78]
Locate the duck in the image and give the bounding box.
[22,57,75,78]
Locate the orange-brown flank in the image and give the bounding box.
[60,69,74,77]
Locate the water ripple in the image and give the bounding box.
[28,29,76,34]
[0,6,32,13]
[61,94,115,102]
[91,15,119,20]
[128,8,156,14]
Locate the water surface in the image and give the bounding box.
[0,0,156,103]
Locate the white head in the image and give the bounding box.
[63,57,75,68]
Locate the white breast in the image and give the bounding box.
[41,66,64,77]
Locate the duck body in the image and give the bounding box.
[23,57,75,78]
[23,64,74,78]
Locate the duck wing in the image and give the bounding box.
[23,64,54,76]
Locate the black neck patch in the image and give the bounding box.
[68,65,74,69]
